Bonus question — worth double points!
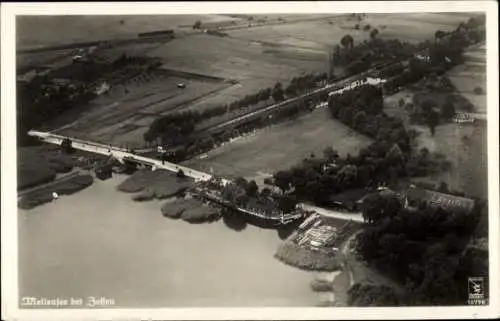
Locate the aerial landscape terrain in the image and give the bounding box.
[15,12,489,308]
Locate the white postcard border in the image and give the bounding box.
[2,1,499,320]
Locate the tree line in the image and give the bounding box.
[144,72,328,149]
[150,95,317,164]
[328,85,411,151]
[284,73,328,98]
[334,15,485,79]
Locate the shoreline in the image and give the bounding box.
[17,144,359,307]
[18,174,352,307]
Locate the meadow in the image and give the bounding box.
[185,107,372,180]
[54,69,230,147]
[17,15,243,49]
[447,44,487,114]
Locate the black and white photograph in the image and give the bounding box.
[1,1,499,320]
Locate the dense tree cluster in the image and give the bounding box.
[193,20,202,29]
[145,72,327,148]
[369,28,379,39]
[284,73,327,98]
[334,15,485,82]
[360,191,403,224]
[273,84,449,205]
[385,15,486,93]
[235,87,272,107]
[271,82,285,102]
[157,98,315,162]
[17,54,156,146]
[218,176,298,214]
[17,78,97,145]
[355,199,485,305]
[332,37,416,76]
[328,85,410,151]
[268,16,487,306]
[143,110,200,145]
[348,283,402,306]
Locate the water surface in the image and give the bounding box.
[18,175,318,307]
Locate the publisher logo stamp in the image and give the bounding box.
[468,277,486,305]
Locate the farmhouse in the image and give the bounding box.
[94,163,113,180]
[404,185,475,214]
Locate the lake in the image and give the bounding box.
[18,175,322,308]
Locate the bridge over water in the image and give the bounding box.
[28,130,215,182]
[28,130,364,224]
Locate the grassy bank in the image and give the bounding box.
[117,169,193,201]
[161,197,221,223]
[310,279,334,292]
[17,145,76,190]
[181,203,221,223]
[18,174,94,210]
[274,242,342,272]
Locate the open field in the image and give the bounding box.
[17,145,77,190]
[25,13,477,148]
[183,14,340,31]
[362,13,477,43]
[17,15,244,50]
[54,69,230,147]
[227,13,473,50]
[447,44,487,114]
[384,91,487,199]
[50,25,330,145]
[184,107,372,179]
[384,39,487,200]
[227,16,369,50]
[147,33,325,84]
[18,49,76,72]
[410,122,488,199]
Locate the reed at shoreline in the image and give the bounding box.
[18,174,94,210]
[274,242,342,272]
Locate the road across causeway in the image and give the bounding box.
[28,130,364,223]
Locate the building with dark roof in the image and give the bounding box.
[404,185,475,214]
[94,163,113,180]
[327,188,370,212]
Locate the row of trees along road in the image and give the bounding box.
[143,72,327,147]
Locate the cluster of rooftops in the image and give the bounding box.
[327,184,476,215]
